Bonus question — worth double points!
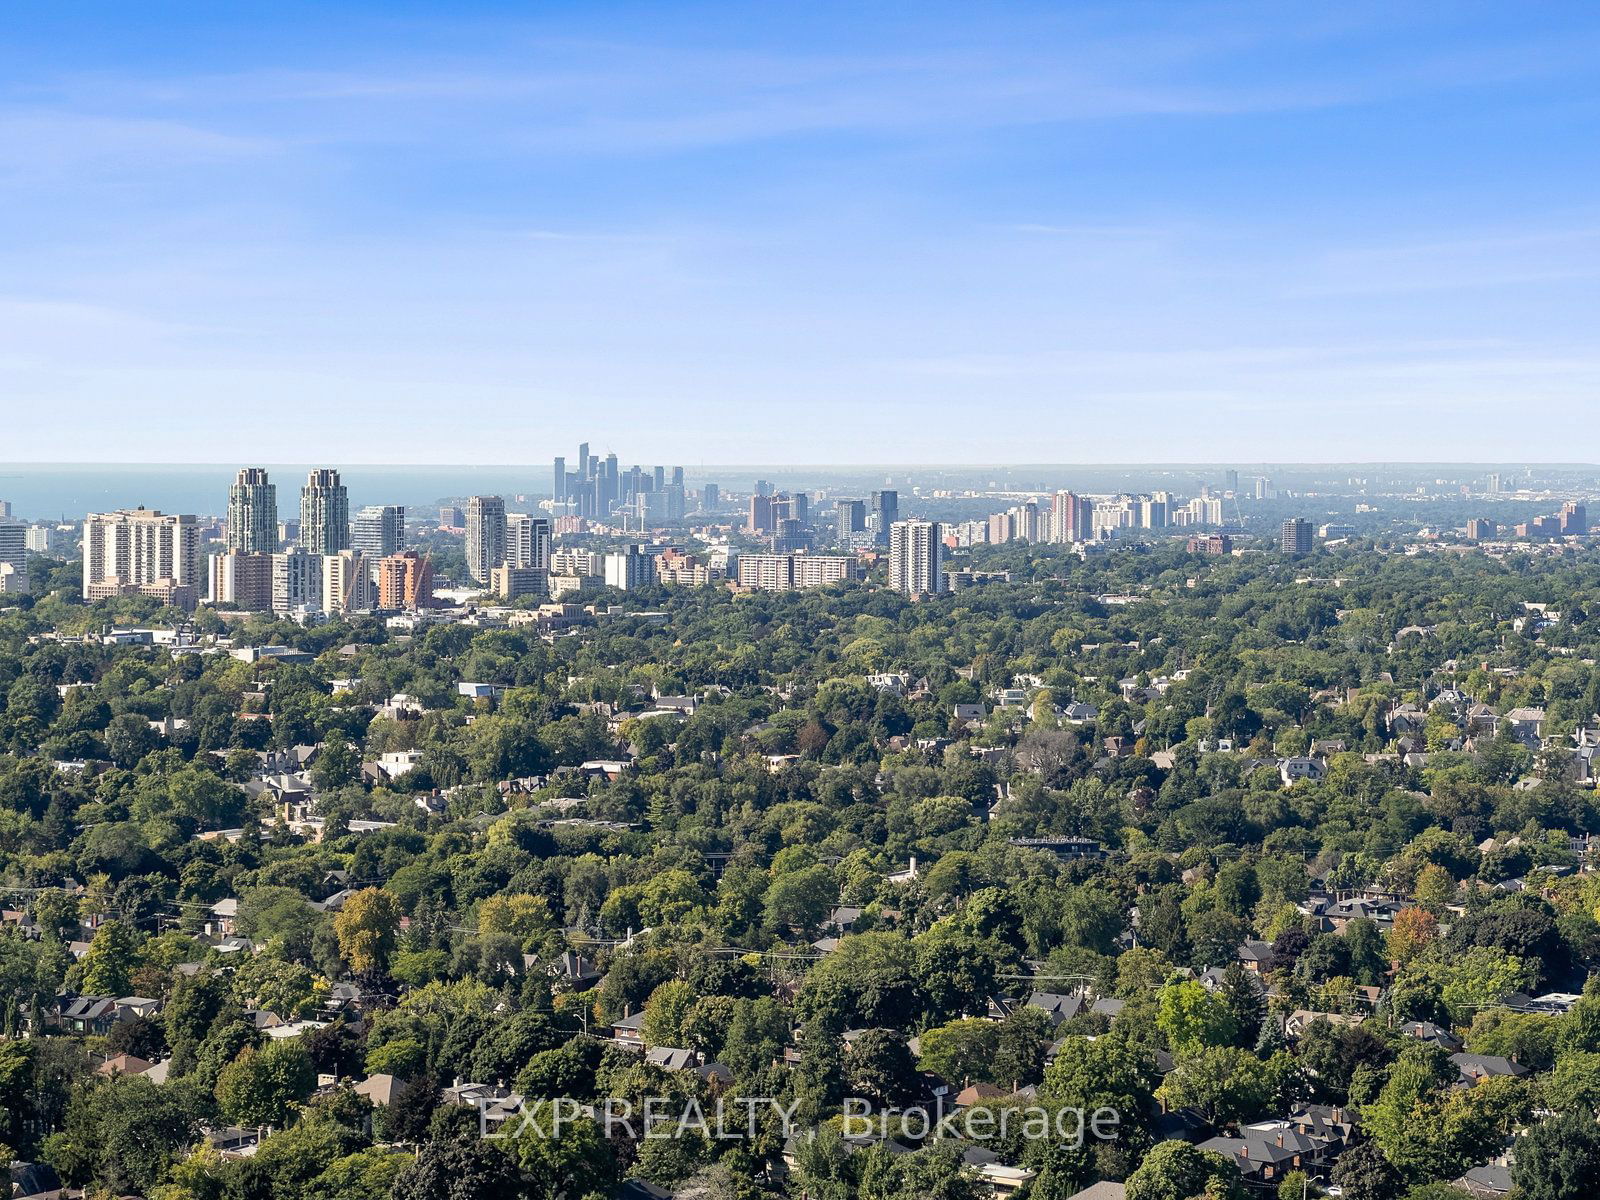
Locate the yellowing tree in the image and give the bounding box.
[1387,907,1438,965]
[477,892,553,946]
[1414,863,1456,910]
[334,887,400,977]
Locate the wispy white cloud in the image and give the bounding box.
[2,3,1599,462]
[0,111,271,174]
[1294,226,1600,295]
[16,11,1599,161]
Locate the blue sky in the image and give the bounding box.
[3,1,1599,464]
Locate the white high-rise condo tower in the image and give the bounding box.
[353,505,406,558]
[82,508,201,605]
[889,519,942,598]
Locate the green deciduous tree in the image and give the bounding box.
[916,1017,1001,1085]
[1156,979,1237,1055]
[1511,1109,1600,1200]
[1124,1140,1240,1200]
[74,919,140,996]
[215,1040,316,1128]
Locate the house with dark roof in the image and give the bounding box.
[545,949,603,991]
[1237,939,1275,973]
[59,995,117,1036]
[1396,1021,1463,1052]
[9,1160,63,1200]
[1090,996,1125,1020]
[1286,1103,1354,1147]
[644,1046,698,1072]
[1026,991,1084,1027]
[1456,1163,1513,1198]
[1451,1053,1530,1086]
[1317,896,1406,933]
[1198,1119,1341,1184]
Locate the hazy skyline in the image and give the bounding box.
[5,2,1600,463]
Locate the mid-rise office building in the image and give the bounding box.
[299,469,349,555]
[550,547,604,577]
[1180,496,1225,526]
[1560,502,1589,535]
[82,508,201,607]
[507,513,551,570]
[208,550,273,610]
[888,520,941,597]
[773,518,811,554]
[1092,503,1133,539]
[322,550,370,614]
[1467,518,1497,541]
[0,520,27,594]
[656,548,716,586]
[226,468,279,553]
[0,520,26,575]
[490,564,548,600]
[271,550,322,613]
[377,551,434,610]
[603,545,654,591]
[1014,501,1041,542]
[514,512,553,569]
[1050,491,1090,543]
[947,519,989,547]
[547,574,589,599]
[1281,518,1314,555]
[870,490,899,546]
[352,505,406,558]
[465,495,507,584]
[735,553,857,591]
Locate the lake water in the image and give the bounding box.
[0,464,559,522]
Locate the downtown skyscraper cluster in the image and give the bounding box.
[553,442,687,524]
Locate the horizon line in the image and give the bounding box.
[2,461,1596,471]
